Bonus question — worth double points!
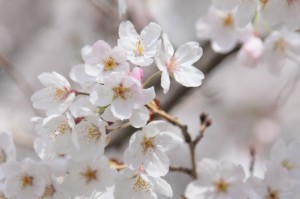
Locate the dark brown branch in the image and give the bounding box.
[169,165,192,176]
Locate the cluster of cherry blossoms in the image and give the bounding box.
[185,138,300,199]
[1,0,300,198]
[0,20,204,199]
[197,0,300,73]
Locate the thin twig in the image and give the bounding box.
[169,165,192,176]
[249,146,256,175]
[146,102,199,178]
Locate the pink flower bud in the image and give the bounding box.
[130,67,144,84]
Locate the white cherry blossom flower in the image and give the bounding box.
[61,156,116,197]
[196,6,249,53]
[31,72,76,116]
[2,159,46,199]
[84,40,130,83]
[101,86,154,128]
[185,159,248,199]
[268,139,300,181]
[212,0,258,28]
[42,113,77,155]
[124,121,183,177]
[90,72,155,120]
[114,168,172,199]
[118,21,161,66]
[262,0,300,30]
[263,29,300,74]
[0,132,16,179]
[155,33,204,93]
[70,116,107,161]
[246,165,294,199]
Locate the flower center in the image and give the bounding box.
[80,167,98,184]
[134,40,144,56]
[51,120,70,139]
[214,179,229,193]
[19,173,34,189]
[281,159,294,170]
[166,57,177,74]
[267,187,279,199]
[104,57,117,71]
[113,84,130,100]
[0,148,6,164]
[85,125,101,142]
[51,87,69,101]
[223,14,234,27]
[133,175,150,192]
[41,184,56,198]
[274,38,287,53]
[142,137,155,153]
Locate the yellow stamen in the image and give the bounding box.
[113,84,130,100]
[214,179,229,193]
[40,184,56,198]
[20,174,34,189]
[104,57,117,71]
[80,167,98,184]
[223,14,234,27]
[133,175,150,192]
[142,137,155,154]
[134,40,144,56]
[0,149,6,164]
[267,187,279,199]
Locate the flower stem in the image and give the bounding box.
[143,71,162,88]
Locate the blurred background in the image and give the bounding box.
[1,0,300,198]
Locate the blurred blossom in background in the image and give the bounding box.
[0,0,300,198]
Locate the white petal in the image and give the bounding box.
[144,150,169,177]
[162,33,174,60]
[155,131,183,152]
[142,87,155,104]
[150,177,173,198]
[161,70,170,94]
[175,42,203,66]
[111,98,133,120]
[173,65,204,87]
[130,106,149,128]
[140,22,161,46]
[119,21,138,39]
[90,84,113,106]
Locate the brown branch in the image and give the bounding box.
[169,165,192,176]
[147,102,198,179]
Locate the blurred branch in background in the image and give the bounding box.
[0,54,36,114]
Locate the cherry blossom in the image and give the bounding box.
[124,121,183,177]
[61,156,116,197]
[31,72,76,116]
[114,168,173,199]
[2,159,46,199]
[263,29,300,73]
[155,33,204,94]
[84,40,130,83]
[196,6,250,53]
[41,113,77,155]
[247,165,295,199]
[268,139,300,181]
[0,132,16,179]
[262,0,300,30]
[70,116,107,161]
[118,21,161,66]
[185,159,249,199]
[90,72,155,120]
